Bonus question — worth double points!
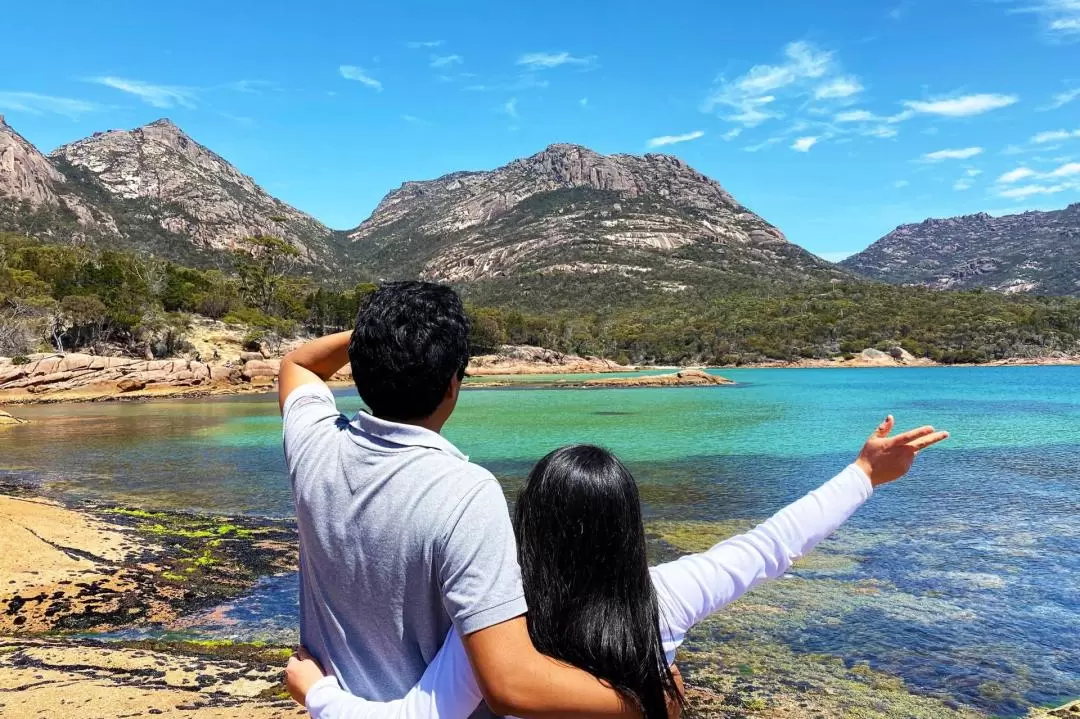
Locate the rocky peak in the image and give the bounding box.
[49,119,334,257]
[347,142,833,287]
[0,115,66,206]
[841,203,1080,295]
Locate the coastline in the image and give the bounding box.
[0,485,1073,718]
[2,346,1079,408]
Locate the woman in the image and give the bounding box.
[287,417,947,719]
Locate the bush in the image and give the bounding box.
[12,355,30,365]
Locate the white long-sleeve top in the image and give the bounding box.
[305,464,873,719]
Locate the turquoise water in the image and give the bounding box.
[3,367,1079,715]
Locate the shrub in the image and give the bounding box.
[12,355,30,365]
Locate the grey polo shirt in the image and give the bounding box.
[283,383,527,701]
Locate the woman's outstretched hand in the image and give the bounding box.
[285,646,328,706]
[854,415,949,487]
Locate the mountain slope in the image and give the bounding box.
[50,119,336,260]
[0,115,109,229]
[841,205,1080,295]
[346,144,846,295]
[1,117,343,271]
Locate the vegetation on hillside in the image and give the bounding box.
[0,232,372,358]
[3,230,1080,365]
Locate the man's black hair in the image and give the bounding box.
[349,281,470,421]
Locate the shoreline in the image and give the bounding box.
[2,356,1079,407]
[0,484,1073,718]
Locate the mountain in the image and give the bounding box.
[0,115,106,228]
[841,205,1080,295]
[3,118,848,297]
[345,143,846,298]
[0,116,341,271]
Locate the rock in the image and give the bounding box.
[210,366,242,383]
[842,203,1080,295]
[0,365,29,385]
[346,143,841,286]
[56,353,96,373]
[249,376,275,387]
[116,378,147,392]
[0,410,28,425]
[46,117,336,262]
[469,345,634,376]
[239,352,265,364]
[581,369,734,388]
[241,359,280,380]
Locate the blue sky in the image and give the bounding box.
[2,0,1079,260]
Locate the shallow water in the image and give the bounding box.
[4,366,1079,715]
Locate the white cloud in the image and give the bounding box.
[579,97,589,108]
[722,128,742,140]
[647,130,705,148]
[791,136,819,152]
[1048,161,1080,177]
[998,167,1039,183]
[502,98,518,118]
[401,114,431,126]
[743,137,784,152]
[921,146,984,162]
[339,66,382,91]
[965,168,984,177]
[86,77,196,108]
[1007,0,1080,37]
[0,91,103,117]
[1041,87,1080,110]
[702,41,860,129]
[953,178,974,191]
[814,76,863,100]
[517,52,595,69]
[407,40,443,48]
[894,179,911,188]
[1032,128,1080,143]
[863,125,899,139]
[997,183,1070,199]
[430,54,463,68]
[904,93,1018,117]
[999,161,1080,188]
[835,109,875,122]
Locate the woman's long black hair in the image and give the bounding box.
[515,445,683,719]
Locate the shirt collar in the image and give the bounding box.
[352,411,468,461]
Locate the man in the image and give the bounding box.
[280,281,638,718]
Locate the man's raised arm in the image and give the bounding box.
[462,617,641,719]
[278,331,352,414]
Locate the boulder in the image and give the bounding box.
[241,359,280,380]
[30,357,63,376]
[249,376,275,387]
[116,378,147,392]
[57,354,95,373]
[240,352,265,364]
[210,366,242,383]
[0,366,29,386]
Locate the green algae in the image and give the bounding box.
[114,637,293,665]
[678,632,986,718]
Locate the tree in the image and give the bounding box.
[233,235,301,314]
[59,294,109,350]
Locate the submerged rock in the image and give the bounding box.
[0,409,28,425]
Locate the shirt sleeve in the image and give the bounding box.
[651,464,873,663]
[306,629,483,719]
[282,382,343,468]
[437,476,528,635]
